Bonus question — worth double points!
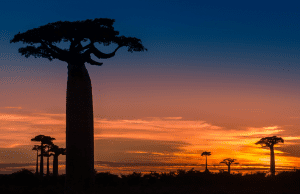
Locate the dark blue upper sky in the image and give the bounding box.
[1,0,300,111]
[2,0,299,72]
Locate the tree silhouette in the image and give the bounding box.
[220,158,239,174]
[48,144,66,177]
[11,18,147,194]
[255,136,284,176]
[32,145,42,175]
[43,142,54,176]
[31,135,55,177]
[201,151,211,172]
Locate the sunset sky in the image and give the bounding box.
[1,0,300,175]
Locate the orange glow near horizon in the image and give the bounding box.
[0,107,300,175]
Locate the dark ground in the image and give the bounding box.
[0,168,299,194]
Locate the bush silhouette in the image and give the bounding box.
[1,168,300,193]
[10,168,37,186]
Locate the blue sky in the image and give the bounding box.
[2,1,300,72]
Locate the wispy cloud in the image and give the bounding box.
[93,117,300,166]
[3,107,22,109]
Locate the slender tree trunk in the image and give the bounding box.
[40,143,44,177]
[65,63,95,194]
[47,156,50,176]
[205,156,208,171]
[270,145,275,176]
[53,154,58,177]
[228,164,230,174]
[36,150,39,175]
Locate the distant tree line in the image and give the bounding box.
[201,135,284,176]
[29,134,283,178]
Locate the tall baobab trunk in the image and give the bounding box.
[47,155,50,176]
[53,154,58,177]
[205,156,208,171]
[228,165,230,174]
[65,63,95,194]
[40,143,44,177]
[36,150,39,175]
[270,145,275,176]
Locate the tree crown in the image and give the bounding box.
[32,145,44,151]
[31,135,56,144]
[32,145,39,151]
[201,151,211,156]
[255,136,284,148]
[220,158,239,166]
[10,18,147,65]
[49,144,66,156]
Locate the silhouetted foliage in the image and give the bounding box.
[1,168,300,194]
[9,169,37,186]
[95,172,120,187]
[10,18,147,64]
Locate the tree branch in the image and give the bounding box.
[75,41,84,52]
[69,38,75,51]
[40,42,61,59]
[89,44,122,59]
[18,46,53,61]
[70,38,83,52]
[81,42,93,51]
[41,40,67,55]
[86,57,103,66]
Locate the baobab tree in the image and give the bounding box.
[255,136,284,176]
[31,135,55,176]
[201,151,211,172]
[32,145,42,175]
[48,144,66,177]
[11,18,147,194]
[220,158,239,174]
[43,142,54,176]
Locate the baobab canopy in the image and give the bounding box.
[255,136,284,148]
[10,18,147,64]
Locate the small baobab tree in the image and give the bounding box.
[255,136,284,176]
[11,18,147,194]
[32,145,42,175]
[48,144,66,177]
[44,142,54,176]
[220,158,239,174]
[31,135,55,176]
[201,151,211,172]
